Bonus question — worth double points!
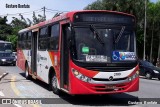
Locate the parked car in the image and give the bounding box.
[0,52,16,66]
[139,60,160,80]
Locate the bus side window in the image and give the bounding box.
[24,33,28,49]
[27,32,32,49]
[48,24,60,50]
[18,34,22,49]
[21,33,25,49]
[39,27,48,50]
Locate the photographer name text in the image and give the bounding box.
[6,4,30,8]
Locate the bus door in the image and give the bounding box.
[31,30,38,79]
[60,23,70,90]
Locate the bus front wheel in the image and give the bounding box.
[51,73,59,94]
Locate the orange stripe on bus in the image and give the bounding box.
[48,52,54,66]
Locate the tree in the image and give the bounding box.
[0,16,12,40]
[9,15,30,51]
[147,2,156,62]
[84,0,146,58]
[11,17,29,29]
[6,35,18,51]
[32,11,46,25]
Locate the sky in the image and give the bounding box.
[0,0,158,23]
[0,0,96,23]
[151,0,158,3]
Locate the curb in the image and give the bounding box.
[0,73,8,81]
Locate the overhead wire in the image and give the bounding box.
[0,8,43,17]
[46,8,69,13]
[0,7,69,22]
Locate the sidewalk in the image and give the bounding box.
[0,69,8,81]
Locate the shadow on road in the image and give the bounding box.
[19,72,50,91]
[140,76,160,81]
[58,93,139,106]
[19,72,139,106]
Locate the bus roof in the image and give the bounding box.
[18,10,135,33]
[0,40,11,43]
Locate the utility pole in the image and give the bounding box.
[158,36,160,59]
[43,6,46,21]
[143,0,147,60]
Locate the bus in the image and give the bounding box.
[17,10,139,95]
[0,40,16,66]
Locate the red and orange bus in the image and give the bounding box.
[17,10,139,95]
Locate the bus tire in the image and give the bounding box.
[25,64,31,80]
[51,73,60,94]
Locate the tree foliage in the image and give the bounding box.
[0,11,46,51]
[0,16,12,40]
[84,0,160,61]
[32,12,46,25]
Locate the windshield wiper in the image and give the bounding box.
[115,26,125,43]
[90,25,104,45]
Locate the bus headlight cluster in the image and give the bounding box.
[72,68,92,83]
[128,70,139,81]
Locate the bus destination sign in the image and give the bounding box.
[74,13,135,25]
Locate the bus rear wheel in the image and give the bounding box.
[25,65,31,80]
[51,73,59,94]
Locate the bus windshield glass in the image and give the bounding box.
[0,43,12,52]
[72,26,135,63]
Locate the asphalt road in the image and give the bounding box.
[0,65,160,107]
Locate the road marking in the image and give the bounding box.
[32,104,40,107]
[10,76,40,107]
[0,91,4,96]
[0,72,8,81]
[14,104,22,107]
[11,76,20,96]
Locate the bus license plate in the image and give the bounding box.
[105,85,116,89]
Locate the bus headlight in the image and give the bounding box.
[1,59,6,62]
[72,68,92,83]
[128,70,139,81]
[128,77,132,81]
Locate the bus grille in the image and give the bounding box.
[92,77,127,81]
[92,84,130,92]
[85,66,133,72]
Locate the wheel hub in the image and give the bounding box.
[52,76,57,89]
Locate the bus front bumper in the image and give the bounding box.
[69,72,139,95]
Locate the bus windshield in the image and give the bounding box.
[0,43,12,52]
[72,26,135,63]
